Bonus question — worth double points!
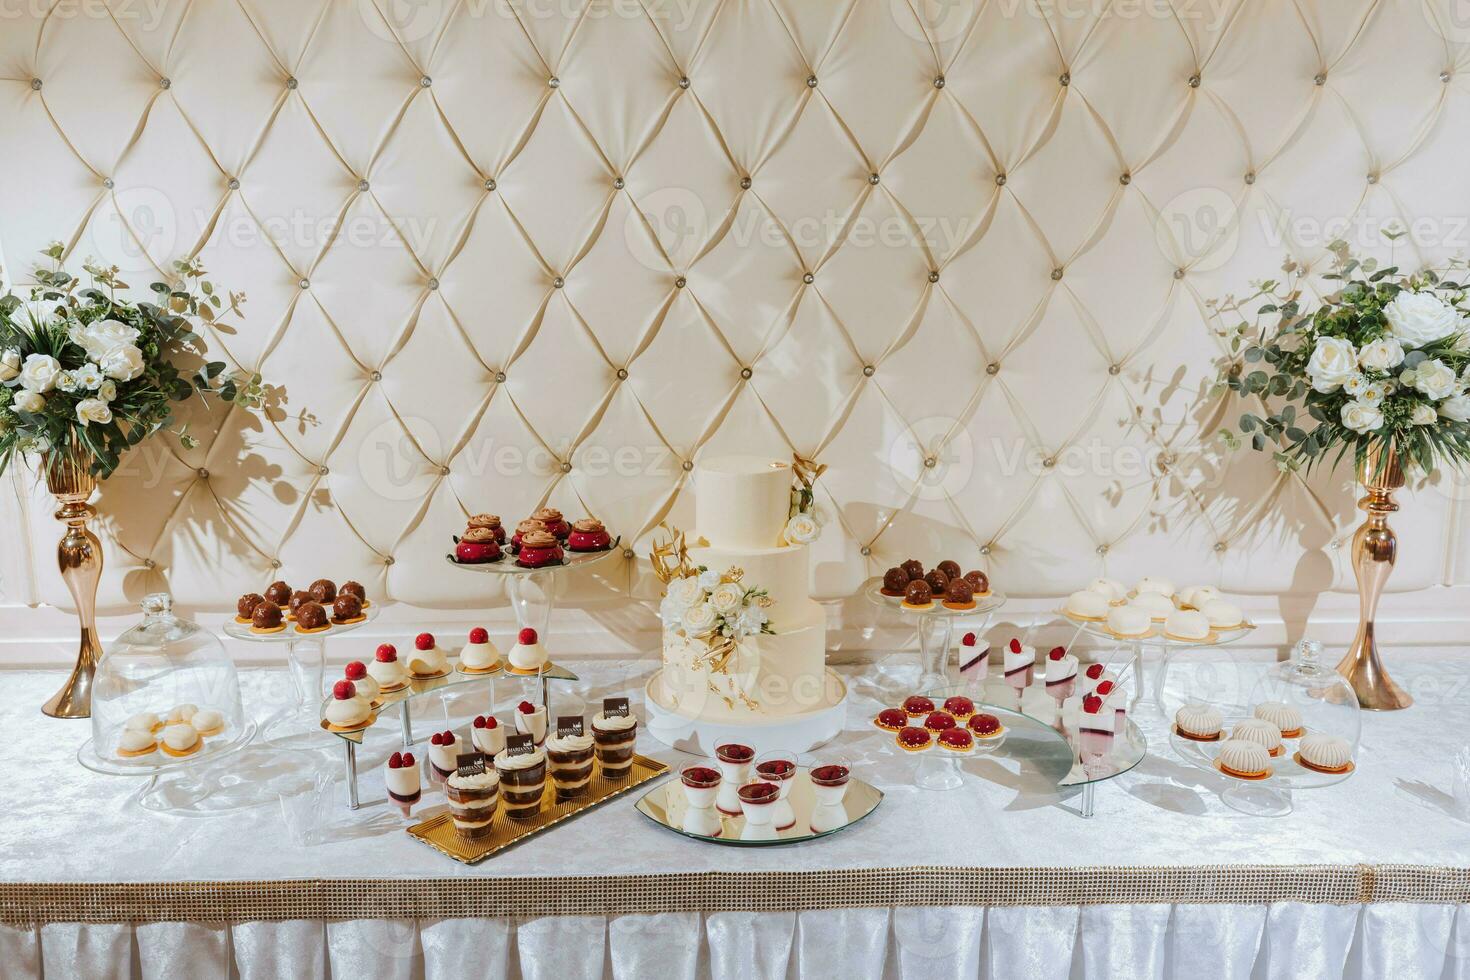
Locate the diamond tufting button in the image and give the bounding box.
[30,78,41,91]
[616,367,628,380]
[862,365,875,377]
[623,548,635,559]
[995,173,1007,186]
[144,558,157,569]
[552,276,565,289]
[420,75,432,88]
[370,370,382,382]
[228,177,240,190]
[496,371,507,383]
[271,559,282,569]
[740,367,753,380]
[1059,72,1070,86]
[1188,73,1201,87]
[197,468,209,479]
[928,270,940,283]
[1244,171,1256,184]
[484,177,497,191]
[1214,541,1227,553]
[675,276,686,289]
[682,460,694,471]
[1119,172,1131,185]
[384,556,395,566]
[802,272,814,285]
[1096,544,1109,555]
[1174,268,1185,279]
[427,278,439,290]
[103,178,115,189]
[286,77,298,89]
[986,362,1000,375]
[560,461,572,473]
[980,544,991,555]
[613,176,625,190]
[1313,72,1326,86]
[1367,173,1379,184]
[860,546,872,557]
[1051,267,1064,281]
[548,76,560,88]
[739,176,752,190]
[298,278,310,289]
[1441,70,1453,83]
[1109,364,1121,376]
[159,77,171,89]
[1042,457,1056,469]
[319,465,329,476]
[806,74,818,88]
[440,466,450,476]
[678,75,690,89]
[933,75,945,89]
[867,173,880,185]
[357,179,370,192]
[924,457,936,469]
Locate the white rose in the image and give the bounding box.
[74,318,140,360]
[12,390,44,413]
[1340,400,1385,434]
[97,380,117,402]
[75,397,112,425]
[1342,374,1368,398]
[74,362,104,390]
[682,601,717,636]
[1306,337,1358,393]
[1412,403,1439,425]
[18,353,61,393]
[1412,358,1457,400]
[709,581,745,615]
[0,349,20,382]
[54,371,79,393]
[783,513,820,545]
[697,568,722,592]
[99,343,145,381]
[664,575,703,611]
[1358,337,1406,371]
[737,606,767,635]
[1440,393,1470,422]
[1384,290,1462,348]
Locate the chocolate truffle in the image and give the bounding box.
[924,569,950,595]
[331,594,362,623]
[900,559,925,581]
[237,593,265,620]
[937,560,962,581]
[943,578,974,608]
[264,580,292,605]
[903,580,933,606]
[881,567,909,596]
[251,600,283,630]
[965,570,990,595]
[340,581,366,602]
[296,602,329,631]
[308,578,337,603]
[289,590,313,618]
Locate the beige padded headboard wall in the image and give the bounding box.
[2,0,1468,651]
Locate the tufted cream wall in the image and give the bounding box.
[3,0,1470,654]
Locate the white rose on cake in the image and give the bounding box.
[783,513,819,545]
[1384,291,1462,348]
[1412,403,1439,425]
[75,398,112,425]
[708,581,745,615]
[1412,358,1457,400]
[1341,400,1384,434]
[19,353,62,393]
[0,349,20,382]
[697,568,722,592]
[1358,337,1406,371]
[664,575,703,611]
[1439,393,1470,422]
[1306,337,1358,392]
[682,601,717,636]
[12,390,45,414]
[738,606,767,635]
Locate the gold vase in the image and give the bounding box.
[1335,444,1413,710]
[40,443,104,719]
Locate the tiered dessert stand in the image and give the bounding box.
[864,578,1008,689]
[1168,723,1354,817]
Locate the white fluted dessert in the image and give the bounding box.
[166,703,198,725]
[1216,738,1271,778]
[1297,733,1353,773]
[1231,717,1283,755]
[1134,576,1176,598]
[160,722,201,758]
[1174,702,1223,741]
[190,708,224,737]
[1178,585,1220,609]
[1253,701,1304,738]
[1086,577,1127,603]
[124,711,161,734]
[116,728,157,758]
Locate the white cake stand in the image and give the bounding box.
[864,579,1008,690]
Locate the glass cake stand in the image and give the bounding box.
[223,605,381,747]
[864,579,1008,689]
[1169,724,1354,817]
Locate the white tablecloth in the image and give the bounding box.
[4,652,1470,979]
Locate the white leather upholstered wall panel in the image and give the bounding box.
[2,0,1470,640]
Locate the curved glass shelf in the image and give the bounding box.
[77,720,258,777]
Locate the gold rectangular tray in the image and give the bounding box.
[407,754,669,864]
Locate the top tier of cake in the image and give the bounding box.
[694,455,791,550]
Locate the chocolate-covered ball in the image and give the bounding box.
[924,569,949,595]
[881,567,909,594]
[251,600,282,629]
[264,580,292,605]
[296,602,329,630]
[945,578,974,605]
[237,593,265,619]
[965,570,990,594]
[903,580,933,605]
[289,590,313,617]
[339,581,366,602]
[937,560,962,581]
[901,559,925,581]
[331,594,362,622]
[308,578,336,603]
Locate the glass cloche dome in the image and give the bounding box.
[88,593,249,770]
[1247,638,1362,758]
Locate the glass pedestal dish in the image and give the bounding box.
[864,579,1008,689]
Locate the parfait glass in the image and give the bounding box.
[754,751,798,831]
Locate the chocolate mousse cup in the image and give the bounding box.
[446,753,500,840]
[548,717,596,803]
[592,697,638,779]
[495,736,547,820]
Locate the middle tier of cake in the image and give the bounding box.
[686,540,810,630]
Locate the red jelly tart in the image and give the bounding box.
[968,712,1004,738]
[896,726,933,752]
[874,708,908,732]
[923,710,956,733]
[942,696,975,720]
[566,517,612,552]
[938,728,975,753]
[515,529,563,568]
[902,695,935,717]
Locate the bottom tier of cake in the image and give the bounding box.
[643,667,849,756]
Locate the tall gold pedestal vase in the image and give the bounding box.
[1336,445,1413,711]
[40,444,104,719]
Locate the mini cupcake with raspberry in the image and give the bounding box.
[510,519,549,552]
[566,517,612,552]
[531,507,571,540]
[515,529,564,569]
[467,513,506,544]
[455,526,503,564]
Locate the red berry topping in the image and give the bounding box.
[1009,638,1022,654]
[1083,694,1103,713]
[468,627,489,644]
[902,695,936,716]
[875,708,907,730]
[1085,663,1104,679]
[518,627,538,644]
[332,679,356,700]
[969,713,1002,736]
[401,752,415,766]
[472,715,487,728]
[924,710,956,732]
[939,728,974,750]
[897,726,932,748]
[345,660,367,679]
[483,716,498,729]
[681,766,721,787]
[961,632,977,647]
[756,758,795,778]
[388,752,403,768]
[942,696,975,716]
[441,730,454,742]
[738,782,779,803]
[517,700,536,714]
[715,743,755,763]
[430,732,443,745]
[811,764,849,784]
[1096,680,1115,697]
[415,632,435,651]
[1049,646,1066,661]
[375,643,397,662]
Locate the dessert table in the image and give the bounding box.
[4,653,1470,980]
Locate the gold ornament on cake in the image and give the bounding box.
[782,453,826,545]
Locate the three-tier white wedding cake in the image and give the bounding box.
[646,456,847,753]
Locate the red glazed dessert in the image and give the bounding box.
[938,728,974,753]
[511,519,549,551]
[456,526,502,563]
[969,713,1004,738]
[874,708,908,732]
[942,696,976,720]
[515,529,563,568]
[902,695,935,717]
[896,726,933,752]
[531,507,571,540]
[923,710,956,733]
[467,513,506,543]
[566,517,612,552]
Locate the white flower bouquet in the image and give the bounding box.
[0,245,264,478]
[1215,239,1470,477]
[659,565,774,643]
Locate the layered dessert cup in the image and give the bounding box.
[446,766,501,839]
[547,725,596,803]
[753,754,798,831]
[737,781,781,841]
[679,762,723,837]
[810,763,852,833]
[1044,647,1077,702]
[514,700,548,746]
[713,743,754,815]
[427,730,464,779]
[1003,639,1033,692]
[958,633,988,681]
[471,715,507,756]
[591,705,638,779]
[495,744,549,820]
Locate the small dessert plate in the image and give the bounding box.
[455,662,504,676]
[503,661,556,677]
[320,710,378,735]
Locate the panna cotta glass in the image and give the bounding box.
[679,762,723,837]
[714,743,754,815]
[737,781,780,841]
[754,752,798,831]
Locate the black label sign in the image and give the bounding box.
[455,752,486,777]
[506,733,536,756]
[603,696,630,718]
[556,715,584,737]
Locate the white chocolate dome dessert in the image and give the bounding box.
[1200,599,1245,630]
[1163,608,1210,640]
[1230,718,1283,755]
[1065,590,1111,619]
[1253,701,1304,738]
[1086,577,1126,603]
[1174,702,1223,740]
[1107,605,1151,637]
[1216,738,1271,778]
[1129,591,1175,620]
[1178,585,1220,609]
[1297,733,1353,773]
[1134,576,1176,598]
[460,627,501,672]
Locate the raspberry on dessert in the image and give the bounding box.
[755,759,796,779]
[874,707,908,731]
[332,680,356,700]
[811,764,849,784]
[961,632,977,647]
[1083,694,1104,713]
[482,716,498,729]
[738,782,778,804]
[969,713,1002,737]
[1085,663,1105,680]
[375,643,397,662]
[430,732,444,745]
[938,728,974,752]
[1095,681,1115,698]
[1049,646,1066,661]
[902,695,936,716]
[681,766,721,787]
[896,726,933,751]
[469,627,489,644]
[401,752,415,766]
[715,743,755,763]
[517,700,536,714]
[415,632,435,651]
[344,660,367,680]
[923,710,956,733]
[518,627,538,644]
[472,715,488,728]
[389,751,403,768]
[942,696,975,718]
[1009,638,1023,654]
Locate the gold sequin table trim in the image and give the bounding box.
[1,865,1467,924]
